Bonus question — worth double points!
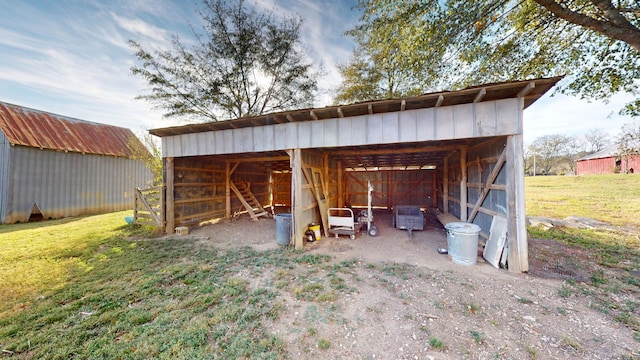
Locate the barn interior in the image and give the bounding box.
[165,135,509,257]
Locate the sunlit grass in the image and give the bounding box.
[525,174,640,228]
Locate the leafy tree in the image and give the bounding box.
[528,134,574,175]
[337,0,639,112]
[130,0,318,122]
[617,120,640,173]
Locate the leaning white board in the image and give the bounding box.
[483,216,508,268]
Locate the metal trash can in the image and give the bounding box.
[445,222,481,265]
[275,213,292,246]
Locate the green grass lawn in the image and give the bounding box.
[0,212,359,359]
[525,174,640,228]
[0,212,295,358]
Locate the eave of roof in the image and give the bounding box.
[149,76,563,138]
[0,101,140,157]
[577,144,620,161]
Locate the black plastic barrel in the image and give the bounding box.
[275,213,292,246]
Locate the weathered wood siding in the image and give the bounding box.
[344,170,436,209]
[171,156,272,225]
[161,99,521,157]
[441,138,509,238]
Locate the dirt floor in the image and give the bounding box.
[187,210,640,359]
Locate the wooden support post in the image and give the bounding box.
[225,161,231,219]
[323,153,329,196]
[432,170,437,208]
[337,161,343,208]
[387,172,392,209]
[292,149,304,250]
[506,135,529,272]
[460,147,468,221]
[443,155,449,213]
[165,157,175,234]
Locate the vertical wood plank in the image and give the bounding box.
[225,161,231,219]
[432,170,437,207]
[460,147,468,221]
[443,155,449,213]
[165,157,175,234]
[337,161,343,208]
[292,149,304,250]
[506,134,528,272]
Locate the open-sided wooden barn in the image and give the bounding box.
[576,144,640,175]
[150,77,562,272]
[0,101,153,223]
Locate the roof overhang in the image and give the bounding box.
[149,76,563,137]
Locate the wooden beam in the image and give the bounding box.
[517,81,535,98]
[474,88,486,103]
[467,147,507,222]
[165,157,175,234]
[506,134,529,272]
[286,114,295,123]
[337,144,460,157]
[229,155,290,163]
[310,110,318,120]
[337,161,343,208]
[337,107,344,118]
[460,147,467,221]
[435,95,444,107]
[229,162,240,176]
[292,149,303,249]
[443,155,449,214]
[400,99,406,111]
[367,104,373,114]
[225,162,231,219]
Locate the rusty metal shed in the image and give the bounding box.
[0,101,153,223]
[150,77,562,272]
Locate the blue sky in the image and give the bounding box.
[0,0,635,145]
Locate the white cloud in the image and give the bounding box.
[111,13,169,43]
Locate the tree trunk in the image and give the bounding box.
[533,0,640,52]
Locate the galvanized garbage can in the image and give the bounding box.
[275,213,292,246]
[445,222,481,265]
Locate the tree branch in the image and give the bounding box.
[532,0,640,51]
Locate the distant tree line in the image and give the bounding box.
[525,121,640,175]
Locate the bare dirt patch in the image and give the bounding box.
[187,210,640,359]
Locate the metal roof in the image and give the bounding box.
[0,101,140,157]
[577,144,619,161]
[149,76,563,137]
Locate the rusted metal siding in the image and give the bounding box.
[1,145,152,224]
[0,101,138,157]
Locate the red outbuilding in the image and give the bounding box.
[576,144,640,175]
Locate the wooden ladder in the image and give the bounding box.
[230,179,269,221]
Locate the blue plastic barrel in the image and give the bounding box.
[275,213,292,246]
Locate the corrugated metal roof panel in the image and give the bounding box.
[149,76,563,137]
[0,101,138,157]
[577,144,618,161]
